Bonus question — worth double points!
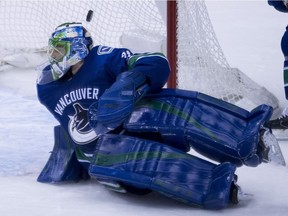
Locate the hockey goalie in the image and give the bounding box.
[36,22,285,210]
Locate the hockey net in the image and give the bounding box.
[0,0,279,113]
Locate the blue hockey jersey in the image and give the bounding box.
[37,45,170,150]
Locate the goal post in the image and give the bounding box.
[167,0,279,114]
[0,0,280,114]
[167,0,177,89]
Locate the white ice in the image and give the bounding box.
[1,1,288,216]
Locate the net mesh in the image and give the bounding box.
[0,0,279,112]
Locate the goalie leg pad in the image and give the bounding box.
[37,125,89,183]
[124,89,273,167]
[89,134,237,209]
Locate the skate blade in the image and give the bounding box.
[262,129,286,166]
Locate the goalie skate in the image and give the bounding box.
[260,128,286,166]
[230,182,253,205]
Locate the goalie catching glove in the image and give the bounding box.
[89,71,150,131]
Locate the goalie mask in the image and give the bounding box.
[47,22,93,80]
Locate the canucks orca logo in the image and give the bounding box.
[68,103,97,145]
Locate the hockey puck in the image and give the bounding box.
[86,10,94,22]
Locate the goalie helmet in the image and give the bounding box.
[48,22,93,80]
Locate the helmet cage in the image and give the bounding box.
[48,39,70,63]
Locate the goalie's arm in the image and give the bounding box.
[89,52,170,130]
[127,52,170,93]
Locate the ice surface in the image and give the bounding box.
[1,1,288,215]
